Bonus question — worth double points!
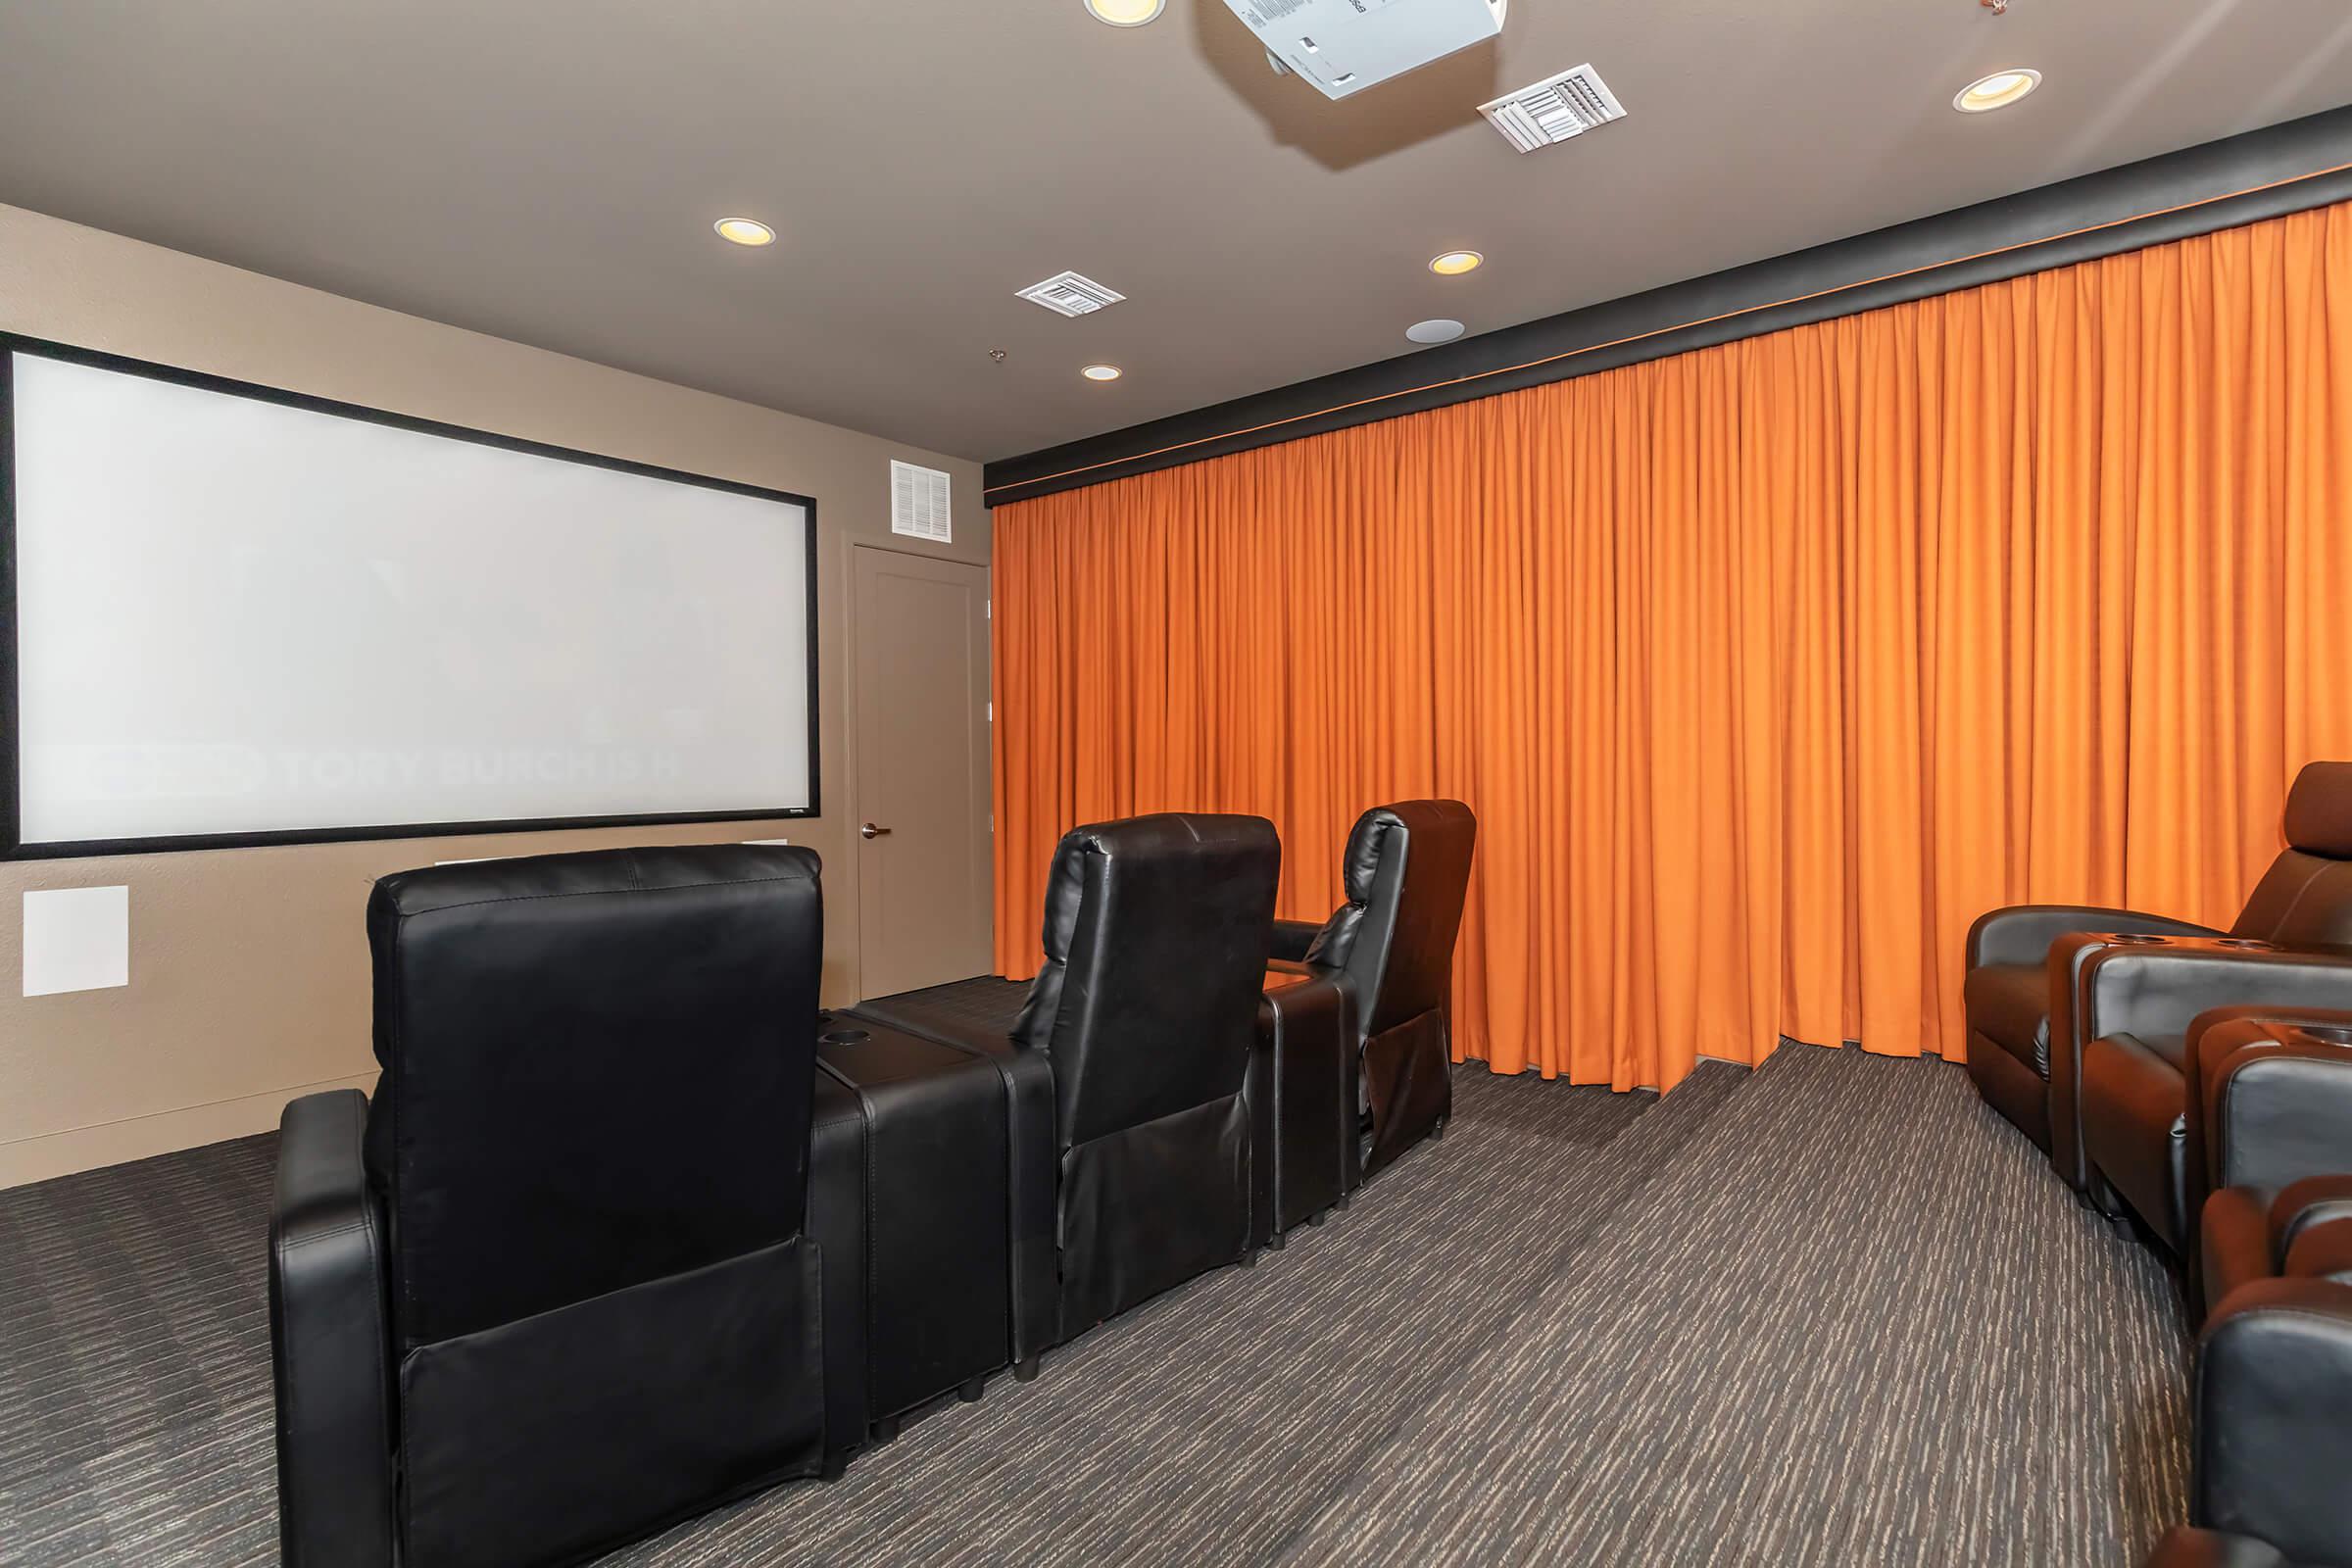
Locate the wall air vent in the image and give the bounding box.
[1478,63,1627,154]
[890,460,953,543]
[1015,270,1126,317]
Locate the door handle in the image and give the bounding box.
[860,822,893,840]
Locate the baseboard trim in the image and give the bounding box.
[0,1070,380,1190]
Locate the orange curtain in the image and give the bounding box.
[990,201,2352,1093]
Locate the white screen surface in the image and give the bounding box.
[9,350,813,848]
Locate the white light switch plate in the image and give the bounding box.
[23,886,130,997]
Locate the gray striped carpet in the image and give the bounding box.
[0,1036,2188,1566]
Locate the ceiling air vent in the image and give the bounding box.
[1479,63,1626,154]
[1015,270,1126,317]
[890,460,953,543]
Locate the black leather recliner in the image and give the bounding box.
[1269,800,1478,1180]
[1965,761,2352,1192]
[270,846,852,1568]
[856,811,1282,1348]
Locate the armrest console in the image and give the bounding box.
[817,1020,1045,1402]
[2196,1021,2352,1200]
[2082,943,2352,1059]
[1254,967,1357,1235]
[2046,928,2235,1189]
[833,1009,1058,1365]
[270,1088,396,1568]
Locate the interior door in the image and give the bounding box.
[851,545,993,1000]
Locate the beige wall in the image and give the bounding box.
[0,203,991,1188]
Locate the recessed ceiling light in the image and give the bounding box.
[1082,364,1123,381]
[1084,0,1164,24]
[1429,250,1485,276]
[1953,68,2041,114]
[1406,319,1465,345]
[713,218,776,247]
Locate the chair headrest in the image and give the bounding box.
[1316,801,1477,1031]
[2285,762,2352,859]
[1025,812,1281,991]
[1342,800,1479,905]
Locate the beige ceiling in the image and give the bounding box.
[3,1,2350,463]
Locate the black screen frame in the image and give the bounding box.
[0,332,823,860]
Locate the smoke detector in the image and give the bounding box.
[1015,270,1126,317]
[1479,64,1627,153]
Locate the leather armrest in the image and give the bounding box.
[1967,904,2216,969]
[835,1004,1058,1361]
[2140,1528,2292,1568]
[2202,1186,2275,1323]
[270,1089,396,1568]
[1269,918,1327,964]
[807,1072,869,1456]
[2082,949,2352,1068]
[2192,1278,2352,1564]
[933,1034,1058,1361]
[1254,971,1358,1234]
[2281,1215,2352,1286]
[2273,1175,2352,1258]
[2047,927,2221,1189]
[2198,1023,2352,1202]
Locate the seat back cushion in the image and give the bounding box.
[1304,800,1478,1036]
[365,844,823,1348]
[1012,812,1280,1148]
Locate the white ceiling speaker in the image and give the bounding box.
[1406,318,1465,345]
[1222,0,1506,101]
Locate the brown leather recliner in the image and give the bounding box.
[1269,801,1478,1180]
[2071,894,2352,1250]
[2174,1011,2352,1291]
[2142,1166,2352,1567]
[2134,1015,2352,1568]
[1964,761,2352,1192]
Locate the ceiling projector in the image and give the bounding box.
[1222,0,1507,101]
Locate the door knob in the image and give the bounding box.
[860,822,892,839]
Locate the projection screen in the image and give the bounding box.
[2,340,817,857]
